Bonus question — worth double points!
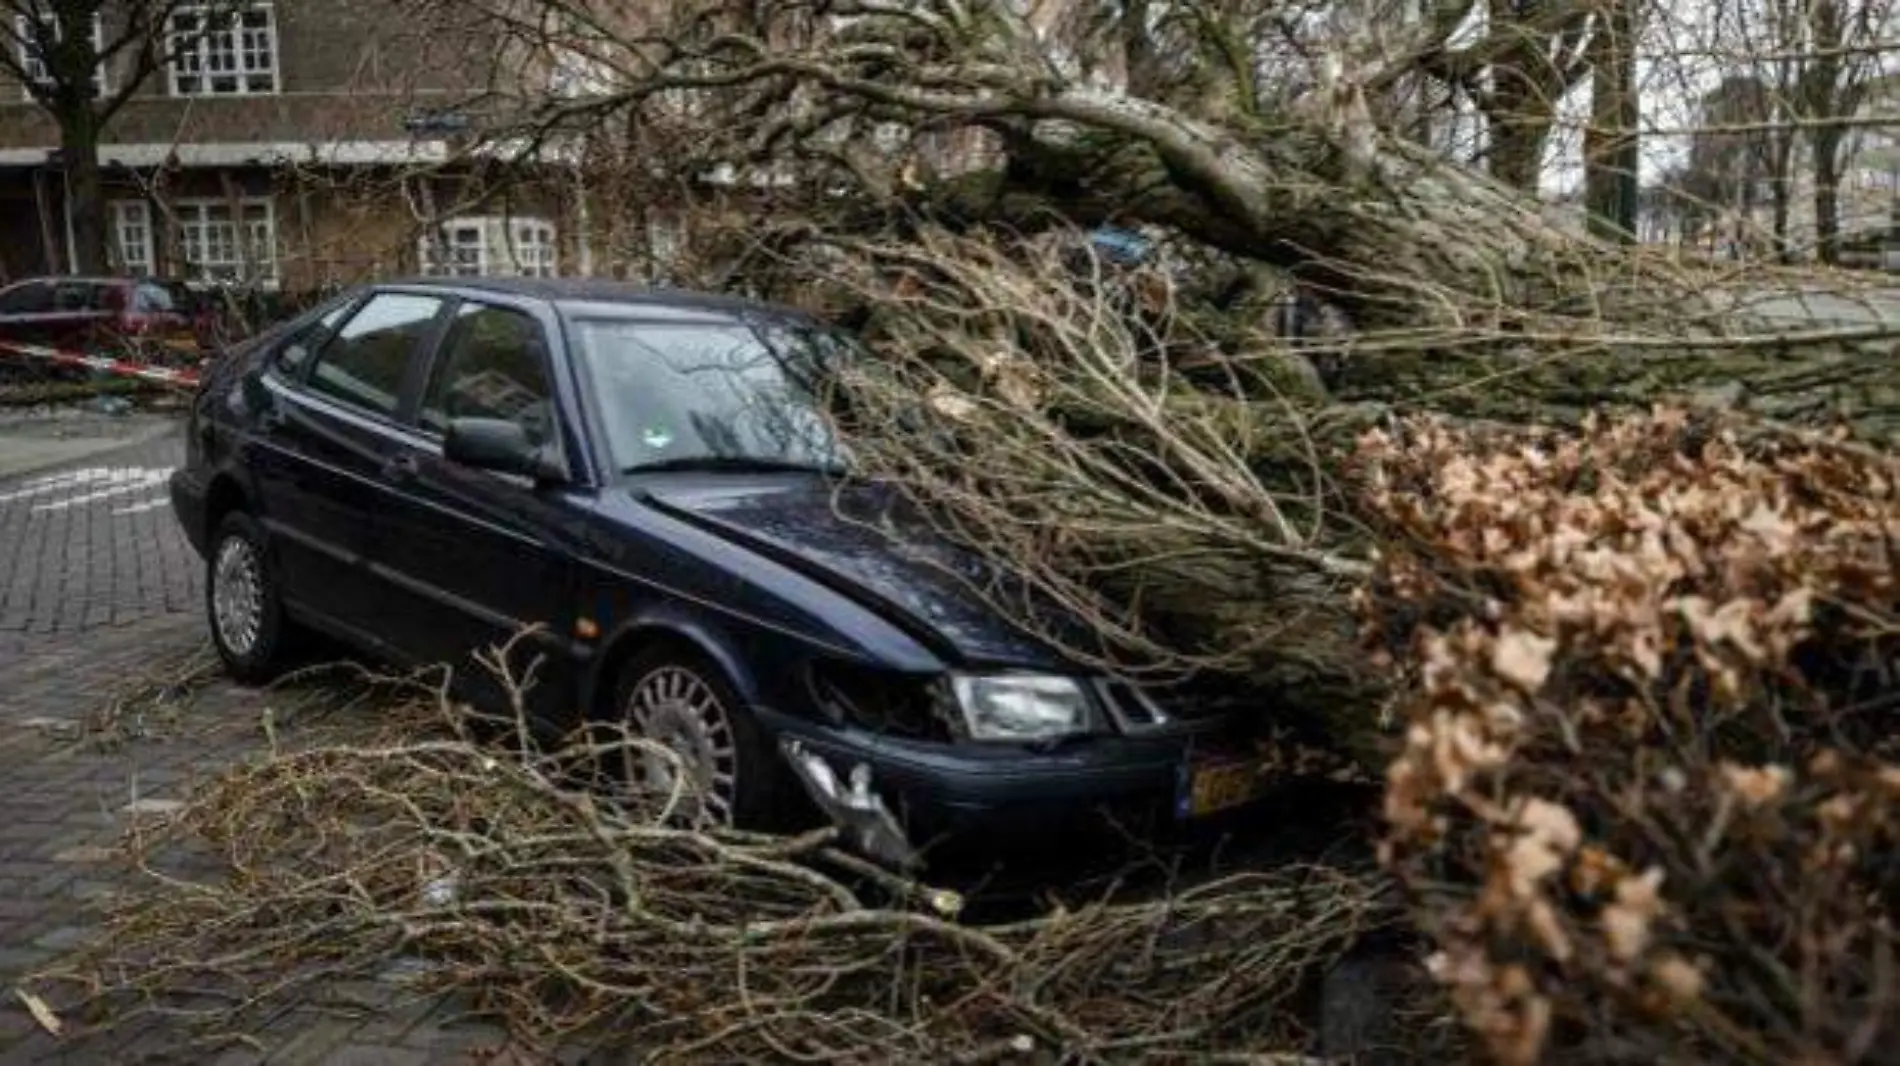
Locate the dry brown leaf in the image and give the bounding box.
[1490,628,1557,692]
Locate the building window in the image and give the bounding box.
[15,12,108,99]
[420,217,558,278]
[111,201,154,275]
[174,199,278,285]
[168,3,278,96]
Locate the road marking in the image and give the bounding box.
[111,498,170,516]
[6,465,175,513]
[31,471,171,513]
[0,466,150,503]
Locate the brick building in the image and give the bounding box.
[0,0,583,289]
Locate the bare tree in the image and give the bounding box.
[1702,0,1898,261]
[0,0,245,273]
[1683,74,1782,255]
[1796,0,1893,262]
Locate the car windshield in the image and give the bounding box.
[571,315,854,474]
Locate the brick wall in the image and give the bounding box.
[0,0,503,150]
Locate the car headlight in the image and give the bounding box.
[947,674,1095,741]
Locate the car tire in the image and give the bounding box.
[205,511,294,685]
[609,644,794,831]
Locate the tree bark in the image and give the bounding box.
[1584,0,1639,242]
[1813,128,1846,264]
[59,113,107,275]
[1487,99,1552,192]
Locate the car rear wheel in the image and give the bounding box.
[609,646,791,830]
[206,511,293,684]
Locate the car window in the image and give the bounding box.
[305,293,444,418]
[0,281,53,314]
[417,303,556,446]
[133,283,178,313]
[277,297,359,378]
[571,318,845,471]
[51,282,96,312]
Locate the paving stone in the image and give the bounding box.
[263,1018,362,1066]
[319,1047,431,1066]
[51,845,121,863]
[29,926,93,952]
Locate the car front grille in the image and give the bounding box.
[1095,678,1250,736]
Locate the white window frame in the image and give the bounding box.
[15,11,109,100]
[419,216,558,279]
[171,197,279,287]
[167,2,279,98]
[110,200,155,275]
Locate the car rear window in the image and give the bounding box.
[133,283,192,314]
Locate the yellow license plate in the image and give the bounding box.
[1186,759,1266,817]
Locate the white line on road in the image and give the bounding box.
[13,466,175,513]
[111,498,170,516]
[0,466,158,504]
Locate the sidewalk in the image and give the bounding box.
[0,426,564,1064]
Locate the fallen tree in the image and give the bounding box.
[465,0,1900,424]
[399,0,1900,767]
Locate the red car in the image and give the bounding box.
[0,276,217,373]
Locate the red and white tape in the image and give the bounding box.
[0,339,201,388]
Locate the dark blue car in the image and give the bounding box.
[168,279,1273,865]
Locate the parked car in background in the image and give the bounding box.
[167,278,1282,868]
[0,276,217,366]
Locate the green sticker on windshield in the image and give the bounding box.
[642,427,673,449]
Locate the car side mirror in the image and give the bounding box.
[443,417,568,484]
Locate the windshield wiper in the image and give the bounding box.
[622,456,846,475]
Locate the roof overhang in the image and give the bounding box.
[0,137,584,168]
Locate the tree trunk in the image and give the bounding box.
[1487,106,1552,192]
[1813,130,1845,265]
[60,114,107,275]
[1584,0,1639,242]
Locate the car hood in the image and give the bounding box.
[640,477,1071,669]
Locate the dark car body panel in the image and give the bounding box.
[170,278,1270,850]
[642,480,1068,669]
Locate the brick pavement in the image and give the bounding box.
[0,424,592,1065]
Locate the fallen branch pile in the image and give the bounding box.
[26,680,1411,1063]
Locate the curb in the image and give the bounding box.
[0,415,184,484]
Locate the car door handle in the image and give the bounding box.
[382,454,420,483]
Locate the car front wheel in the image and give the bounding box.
[206,511,293,684]
[609,645,792,830]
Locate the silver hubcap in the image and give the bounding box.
[622,665,738,826]
[211,535,265,657]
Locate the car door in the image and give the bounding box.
[371,298,582,721]
[247,290,451,640]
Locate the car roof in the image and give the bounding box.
[1,275,171,288]
[373,276,820,323]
